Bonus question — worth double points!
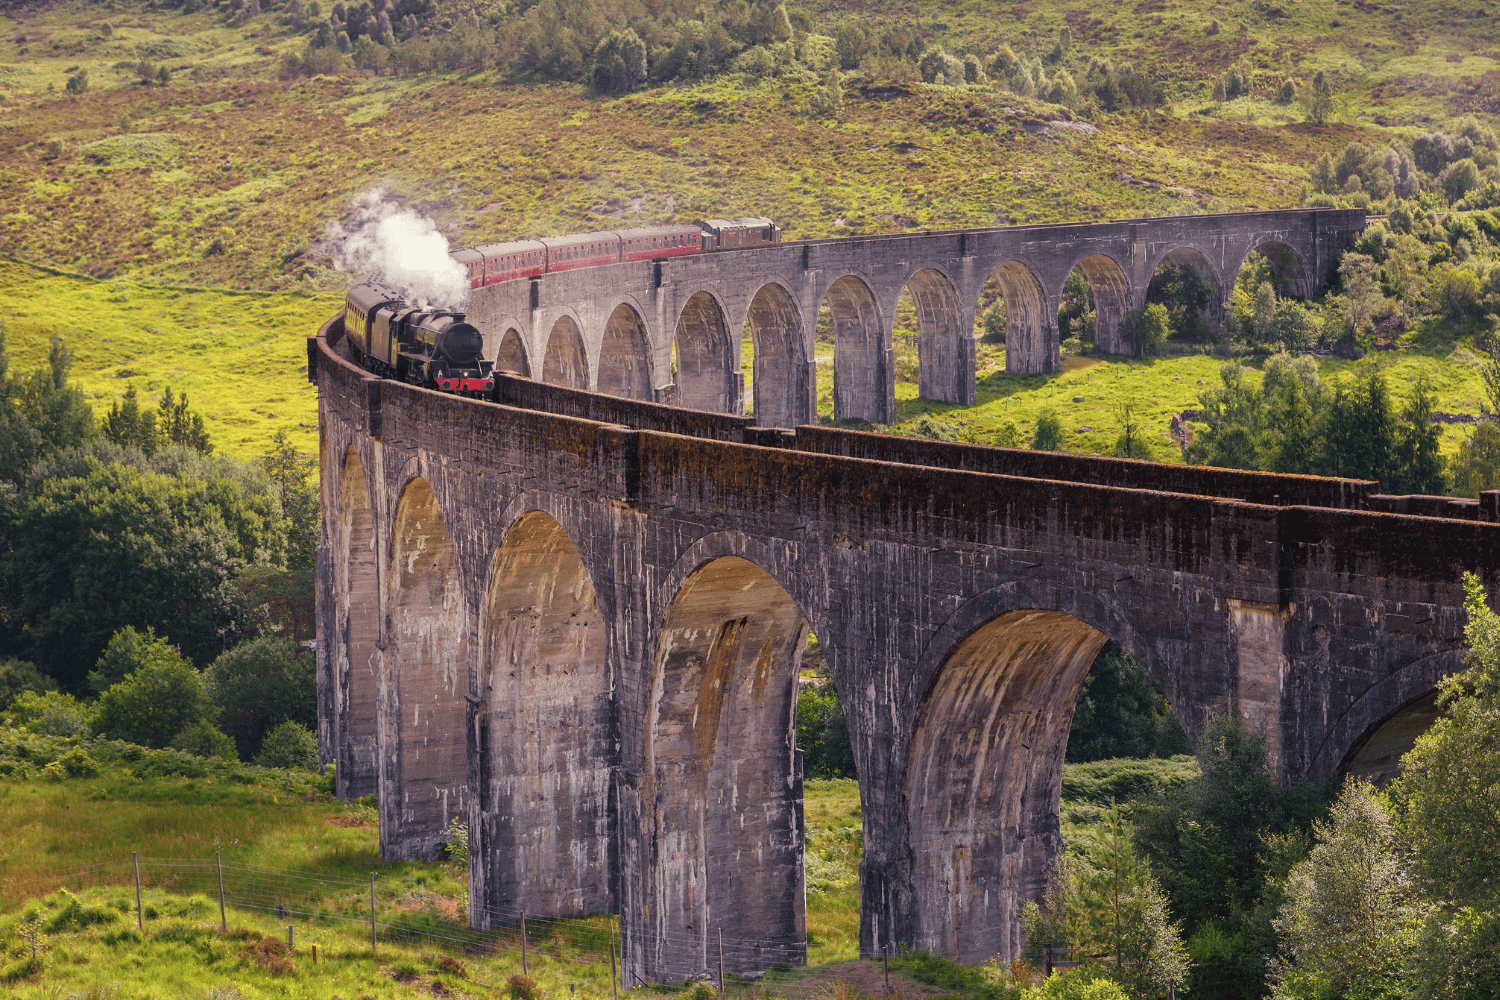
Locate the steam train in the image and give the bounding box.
[335,218,781,393]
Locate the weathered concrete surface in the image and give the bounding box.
[316,208,1497,984]
[465,209,1365,418]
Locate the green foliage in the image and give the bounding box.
[1302,70,1335,125]
[1024,807,1191,998]
[796,680,855,779]
[87,625,186,694]
[42,890,122,933]
[169,718,239,760]
[92,644,217,750]
[0,657,56,708]
[1123,303,1170,355]
[1066,643,1191,763]
[252,719,319,771]
[206,635,317,762]
[444,815,469,869]
[1032,411,1065,451]
[64,67,89,94]
[1060,756,1201,808]
[1449,420,1500,497]
[591,28,647,93]
[0,330,96,486]
[1020,968,1130,1000]
[102,385,213,457]
[1272,780,1416,1000]
[0,457,282,691]
[1133,714,1325,999]
[2,688,94,737]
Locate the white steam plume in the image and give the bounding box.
[328,189,470,308]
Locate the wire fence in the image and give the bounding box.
[0,856,816,993]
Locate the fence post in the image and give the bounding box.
[369,872,377,953]
[718,928,725,998]
[883,944,890,996]
[288,925,295,950]
[610,939,620,1000]
[132,852,143,931]
[521,910,529,975]
[215,852,227,933]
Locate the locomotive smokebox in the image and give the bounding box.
[434,321,483,367]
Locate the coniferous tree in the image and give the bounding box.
[1390,374,1446,495]
[102,385,159,456]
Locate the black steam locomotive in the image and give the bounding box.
[334,281,493,393]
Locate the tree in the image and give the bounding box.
[1272,780,1417,1000]
[254,720,320,770]
[1337,253,1386,334]
[591,29,647,93]
[65,68,89,94]
[0,332,97,485]
[1124,303,1170,355]
[2,689,93,737]
[92,653,217,749]
[87,625,188,694]
[260,429,316,571]
[170,719,239,759]
[1025,807,1192,998]
[1389,374,1446,495]
[1317,365,1395,484]
[206,635,317,761]
[102,385,158,455]
[1449,421,1500,496]
[1442,159,1483,204]
[1066,642,1191,763]
[0,658,55,708]
[157,388,213,454]
[1303,70,1335,125]
[1113,405,1154,460]
[1033,412,1065,451]
[0,462,276,691]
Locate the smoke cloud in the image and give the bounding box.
[328,189,470,308]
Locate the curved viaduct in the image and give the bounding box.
[465,207,1365,425]
[313,209,1497,983]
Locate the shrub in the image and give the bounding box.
[1020,968,1130,1000]
[508,973,539,1000]
[205,636,316,761]
[445,815,469,869]
[1443,158,1483,203]
[4,690,94,737]
[1032,412,1065,451]
[0,659,57,709]
[170,719,238,760]
[89,625,187,694]
[253,720,319,771]
[92,654,217,750]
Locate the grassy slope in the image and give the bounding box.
[3,6,1499,463]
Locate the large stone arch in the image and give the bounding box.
[472,509,612,926]
[336,446,380,801]
[544,316,588,389]
[900,266,971,405]
[984,260,1051,376]
[1065,253,1134,357]
[385,475,468,861]
[643,554,810,983]
[673,290,738,413]
[745,281,808,429]
[1144,245,1227,330]
[598,302,653,400]
[495,327,531,378]
[1231,240,1312,299]
[903,609,1107,964]
[823,274,893,424]
[1317,648,1466,782]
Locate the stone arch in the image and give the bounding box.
[903,608,1107,963]
[598,302,653,400]
[1143,246,1227,338]
[1314,648,1466,783]
[1342,690,1442,787]
[336,446,380,801]
[673,291,737,413]
[900,267,971,405]
[745,281,808,429]
[473,510,611,926]
[983,261,1051,376]
[495,328,531,378]
[823,274,892,424]
[1066,253,1134,356]
[385,475,468,861]
[1233,240,1312,299]
[544,316,588,389]
[645,555,810,982]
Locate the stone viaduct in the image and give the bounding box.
[464,207,1365,427]
[313,208,1498,985]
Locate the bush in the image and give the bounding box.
[88,625,187,694]
[4,690,94,737]
[1020,968,1130,1000]
[92,653,217,750]
[507,973,539,1000]
[1032,412,1064,451]
[253,720,319,771]
[205,636,316,761]
[0,659,57,709]
[170,720,239,760]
